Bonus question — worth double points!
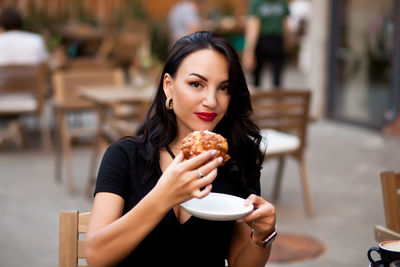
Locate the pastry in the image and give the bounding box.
[181,130,230,164]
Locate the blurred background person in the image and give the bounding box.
[0,7,48,66]
[0,7,49,148]
[243,0,291,89]
[288,0,312,78]
[167,0,202,45]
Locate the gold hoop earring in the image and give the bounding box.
[165,98,173,110]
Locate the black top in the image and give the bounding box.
[95,138,260,267]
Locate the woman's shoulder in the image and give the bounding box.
[106,136,148,160]
[111,136,140,147]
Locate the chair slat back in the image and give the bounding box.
[0,64,47,114]
[53,69,124,109]
[59,211,91,267]
[65,59,116,71]
[381,171,400,233]
[251,90,311,152]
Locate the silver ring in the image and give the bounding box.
[197,169,204,178]
[247,221,255,228]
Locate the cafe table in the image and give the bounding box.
[79,85,155,196]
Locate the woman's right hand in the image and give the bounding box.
[154,150,223,207]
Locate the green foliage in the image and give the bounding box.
[112,0,148,28]
[150,23,170,62]
[220,1,235,16]
[71,1,97,26]
[22,2,52,32]
[126,0,148,21]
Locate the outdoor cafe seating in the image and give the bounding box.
[52,68,125,194]
[374,171,400,242]
[59,210,90,267]
[251,90,313,216]
[0,64,52,151]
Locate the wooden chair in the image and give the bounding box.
[64,37,116,71]
[374,171,400,242]
[84,90,152,197]
[251,90,313,216]
[65,58,116,71]
[59,211,91,267]
[52,69,125,193]
[112,32,145,67]
[51,37,116,72]
[0,64,51,151]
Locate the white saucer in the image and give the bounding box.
[181,192,253,221]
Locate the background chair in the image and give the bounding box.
[0,64,51,151]
[59,211,90,267]
[64,36,117,71]
[251,89,312,216]
[52,69,124,193]
[374,171,400,242]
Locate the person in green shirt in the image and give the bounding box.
[243,0,291,88]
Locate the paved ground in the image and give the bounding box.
[265,119,399,267]
[1,119,398,267]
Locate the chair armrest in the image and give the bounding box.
[374,225,400,242]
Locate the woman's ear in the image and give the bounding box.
[163,73,173,98]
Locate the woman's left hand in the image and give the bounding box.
[237,194,276,239]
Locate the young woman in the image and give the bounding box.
[85,31,276,267]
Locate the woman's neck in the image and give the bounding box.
[167,141,181,156]
[169,131,186,153]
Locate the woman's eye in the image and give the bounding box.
[219,84,230,91]
[189,82,202,88]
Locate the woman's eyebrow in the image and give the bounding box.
[188,73,208,82]
[188,73,229,84]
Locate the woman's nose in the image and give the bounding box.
[202,89,217,108]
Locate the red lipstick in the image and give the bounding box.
[195,112,217,122]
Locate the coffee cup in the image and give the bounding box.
[368,240,400,267]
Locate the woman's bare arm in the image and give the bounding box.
[243,16,261,71]
[228,195,276,267]
[85,189,171,267]
[85,151,222,267]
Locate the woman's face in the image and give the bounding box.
[163,48,231,141]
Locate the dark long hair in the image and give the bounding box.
[136,31,264,194]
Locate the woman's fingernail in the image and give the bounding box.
[237,219,243,223]
[244,199,250,205]
[218,157,223,163]
[211,150,217,156]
